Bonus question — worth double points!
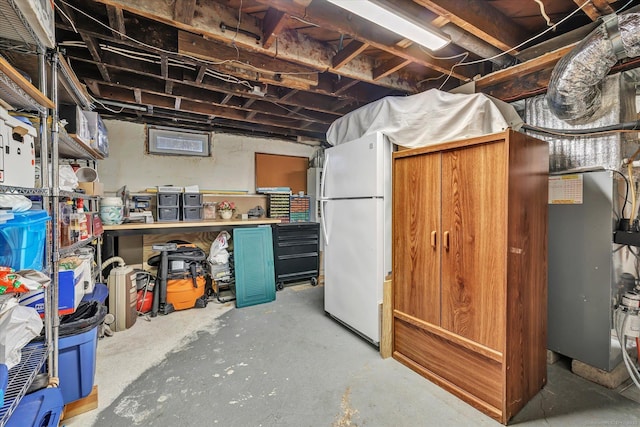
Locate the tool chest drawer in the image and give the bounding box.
[272,222,320,289]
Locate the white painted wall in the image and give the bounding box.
[98,120,319,194]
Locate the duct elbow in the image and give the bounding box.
[546,13,640,124]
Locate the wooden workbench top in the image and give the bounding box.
[103,218,281,231]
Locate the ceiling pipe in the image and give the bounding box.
[439,23,514,68]
[546,12,640,124]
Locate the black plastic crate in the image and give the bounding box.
[157,192,180,207]
[157,206,179,221]
[182,206,203,221]
[182,193,203,207]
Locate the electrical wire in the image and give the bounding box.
[610,169,631,219]
[54,3,78,34]
[614,310,640,390]
[534,0,554,27]
[56,0,320,78]
[427,0,594,87]
[419,45,470,61]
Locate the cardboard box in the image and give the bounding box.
[77,181,104,196]
[19,265,85,316]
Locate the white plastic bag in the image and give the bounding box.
[0,194,32,212]
[58,164,79,191]
[208,231,231,265]
[0,300,43,369]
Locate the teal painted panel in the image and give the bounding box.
[233,226,276,308]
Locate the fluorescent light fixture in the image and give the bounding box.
[326,0,450,51]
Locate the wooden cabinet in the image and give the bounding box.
[392,130,548,424]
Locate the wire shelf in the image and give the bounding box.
[0,343,49,425]
[58,190,98,200]
[0,70,46,113]
[0,185,48,196]
[57,128,103,161]
[0,0,41,52]
[59,235,98,258]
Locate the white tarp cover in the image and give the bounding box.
[326,89,523,148]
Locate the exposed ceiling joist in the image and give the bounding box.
[262,8,287,50]
[411,0,527,53]
[106,5,126,40]
[174,0,197,25]
[92,0,425,92]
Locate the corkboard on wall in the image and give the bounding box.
[255,153,308,193]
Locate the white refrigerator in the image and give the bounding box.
[320,132,392,345]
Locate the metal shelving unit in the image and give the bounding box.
[0,1,58,424]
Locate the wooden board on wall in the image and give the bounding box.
[255,153,308,193]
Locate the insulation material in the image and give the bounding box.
[547,13,640,124]
[525,73,638,172]
[326,89,523,148]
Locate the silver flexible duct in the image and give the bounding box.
[546,13,640,124]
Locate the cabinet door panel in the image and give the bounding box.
[441,143,507,351]
[393,153,441,325]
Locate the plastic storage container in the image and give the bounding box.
[182,193,203,206]
[99,197,123,225]
[157,192,180,206]
[5,387,63,427]
[157,206,179,222]
[0,210,50,271]
[57,302,106,404]
[182,206,203,221]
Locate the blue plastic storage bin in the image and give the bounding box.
[0,210,50,271]
[57,302,105,405]
[58,326,99,404]
[0,364,7,408]
[5,387,63,427]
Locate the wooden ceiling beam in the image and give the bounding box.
[65,49,353,116]
[178,30,319,87]
[475,44,575,92]
[262,8,288,50]
[411,0,527,53]
[174,0,196,25]
[254,0,472,80]
[333,77,360,96]
[574,0,614,21]
[106,5,126,40]
[333,40,369,70]
[96,82,328,133]
[83,75,333,130]
[373,57,412,81]
[92,0,418,92]
[80,35,111,82]
[57,21,386,106]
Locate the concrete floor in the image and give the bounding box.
[64,284,639,427]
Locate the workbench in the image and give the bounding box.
[102,218,281,267]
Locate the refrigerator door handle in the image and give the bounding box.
[320,199,330,245]
[320,152,329,200]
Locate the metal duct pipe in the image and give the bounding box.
[440,23,514,68]
[546,13,640,124]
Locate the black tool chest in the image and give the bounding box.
[271,222,320,289]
